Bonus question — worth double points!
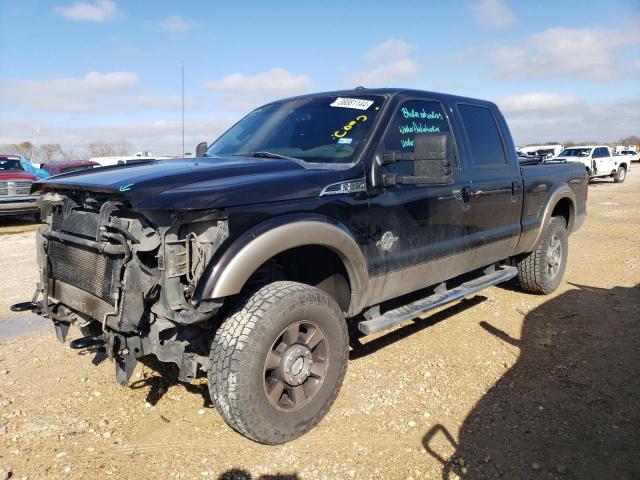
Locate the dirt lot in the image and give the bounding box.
[1,173,639,480]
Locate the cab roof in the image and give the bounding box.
[271,87,499,110]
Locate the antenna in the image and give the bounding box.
[181,60,185,160]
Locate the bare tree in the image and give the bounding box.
[60,148,89,161]
[618,136,640,146]
[38,144,64,163]
[0,142,34,159]
[87,140,131,158]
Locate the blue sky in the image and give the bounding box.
[1,0,639,154]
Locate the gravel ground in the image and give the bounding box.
[0,172,639,480]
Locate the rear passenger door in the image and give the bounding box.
[600,148,616,174]
[454,103,522,266]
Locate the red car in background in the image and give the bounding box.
[40,160,100,176]
[0,155,40,219]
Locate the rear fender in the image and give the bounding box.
[522,184,577,252]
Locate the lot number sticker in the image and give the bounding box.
[330,97,374,110]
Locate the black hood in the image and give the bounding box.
[34,156,353,210]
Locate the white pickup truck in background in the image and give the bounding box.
[555,145,631,183]
[618,149,640,163]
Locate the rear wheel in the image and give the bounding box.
[209,281,349,444]
[614,166,626,183]
[516,216,568,294]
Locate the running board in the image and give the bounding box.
[357,266,518,335]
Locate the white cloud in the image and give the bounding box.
[204,68,312,110]
[489,24,640,79]
[1,71,139,112]
[350,39,418,86]
[503,99,640,145]
[55,0,117,22]
[469,0,515,29]
[205,68,311,94]
[148,15,193,33]
[131,95,191,110]
[364,38,413,64]
[498,93,581,114]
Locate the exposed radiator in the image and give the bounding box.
[48,239,117,304]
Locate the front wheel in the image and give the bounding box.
[614,166,626,183]
[209,281,349,444]
[516,216,568,294]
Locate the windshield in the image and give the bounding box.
[0,158,25,171]
[559,148,591,157]
[207,95,386,164]
[60,165,95,174]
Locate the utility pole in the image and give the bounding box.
[182,61,185,159]
[30,125,39,161]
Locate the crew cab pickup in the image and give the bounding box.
[14,88,587,444]
[556,145,630,183]
[0,155,40,219]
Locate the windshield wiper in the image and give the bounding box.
[233,151,303,162]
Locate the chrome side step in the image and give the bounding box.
[357,265,518,335]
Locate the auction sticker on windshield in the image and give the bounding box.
[330,97,374,110]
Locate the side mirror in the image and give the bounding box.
[372,133,454,187]
[195,142,208,157]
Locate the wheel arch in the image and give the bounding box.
[527,184,577,251]
[194,214,370,317]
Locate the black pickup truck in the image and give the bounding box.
[14,88,587,444]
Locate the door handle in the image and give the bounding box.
[511,181,521,202]
[460,186,472,211]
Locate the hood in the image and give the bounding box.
[0,172,37,181]
[33,156,352,210]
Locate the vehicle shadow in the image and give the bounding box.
[128,356,213,408]
[587,178,615,187]
[218,469,298,479]
[422,283,640,479]
[0,214,38,227]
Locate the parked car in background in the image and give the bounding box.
[555,145,630,183]
[17,155,49,179]
[41,160,100,176]
[90,151,156,167]
[619,150,640,162]
[0,155,40,219]
[519,144,563,159]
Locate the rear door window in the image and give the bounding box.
[457,104,507,167]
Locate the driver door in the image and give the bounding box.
[365,97,471,304]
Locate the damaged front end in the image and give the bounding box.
[15,189,228,385]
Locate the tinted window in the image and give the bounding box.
[458,104,506,166]
[60,165,94,174]
[593,148,603,158]
[601,148,610,157]
[382,99,450,152]
[559,148,591,157]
